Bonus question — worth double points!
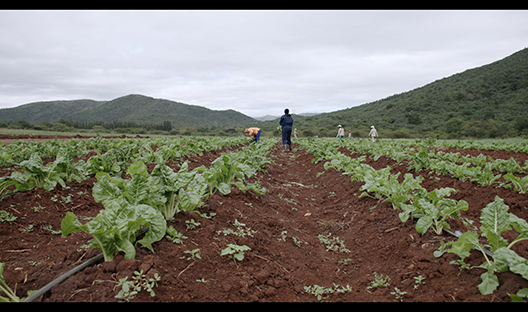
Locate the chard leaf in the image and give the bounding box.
[92,174,125,205]
[129,204,166,254]
[508,214,528,248]
[415,215,433,234]
[478,270,499,295]
[177,190,202,212]
[398,206,412,223]
[216,182,232,195]
[61,211,117,262]
[493,247,528,279]
[61,204,166,262]
[480,196,511,251]
[126,160,148,177]
[124,174,150,205]
[448,231,479,260]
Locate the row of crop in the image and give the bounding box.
[339,138,528,193]
[0,136,249,199]
[61,138,276,262]
[297,138,528,301]
[429,138,528,154]
[0,135,248,168]
[377,137,528,154]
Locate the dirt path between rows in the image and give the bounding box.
[0,137,527,302]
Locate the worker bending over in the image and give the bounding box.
[245,127,261,142]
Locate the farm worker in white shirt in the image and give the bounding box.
[336,125,345,141]
[369,125,378,142]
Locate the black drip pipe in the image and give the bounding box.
[21,226,150,302]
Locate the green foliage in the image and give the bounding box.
[441,196,528,296]
[0,152,66,196]
[0,210,17,223]
[115,270,161,302]
[317,233,350,253]
[220,244,251,262]
[61,203,167,262]
[399,188,468,235]
[166,225,187,243]
[304,283,353,301]
[92,160,206,221]
[503,173,528,193]
[366,272,391,290]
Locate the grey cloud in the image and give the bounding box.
[0,10,527,117]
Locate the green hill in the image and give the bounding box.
[0,94,256,130]
[0,99,104,125]
[256,48,528,139]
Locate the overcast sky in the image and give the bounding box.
[0,10,527,118]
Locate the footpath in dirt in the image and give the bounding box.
[1,139,527,302]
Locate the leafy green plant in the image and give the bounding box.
[0,153,66,196]
[470,163,501,186]
[399,188,468,235]
[52,147,88,183]
[358,167,393,200]
[217,219,256,237]
[85,149,121,176]
[0,210,17,223]
[149,161,207,220]
[304,283,353,301]
[220,244,251,262]
[382,173,424,210]
[181,249,201,261]
[413,275,426,290]
[441,196,528,296]
[166,225,187,243]
[366,272,391,290]
[92,160,206,221]
[115,270,161,302]
[390,287,407,301]
[318,233,350,253]
[508,288,528,302]
[61,203,167,262]
[503,173,528,194]
[185,219,201,230]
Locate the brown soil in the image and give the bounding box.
[0,136,527,302]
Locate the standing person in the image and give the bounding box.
[336,125,345,141]
[369,125,378,142]
[244,127,261,142]
[293,128,298,139]
[348,130,352,140]
[280,108,293,152]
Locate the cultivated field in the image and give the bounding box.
[1,135,527,302]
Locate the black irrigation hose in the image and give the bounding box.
[21,226,150,302]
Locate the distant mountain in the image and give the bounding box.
[0,94,256,129]
[0,99,104,125]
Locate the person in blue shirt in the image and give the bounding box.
[279,108,293,152]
